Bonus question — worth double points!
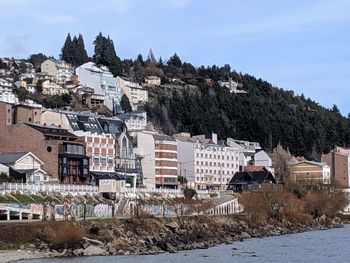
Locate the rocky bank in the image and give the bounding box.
[2,214,347,261]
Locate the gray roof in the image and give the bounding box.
[0,152,29,165]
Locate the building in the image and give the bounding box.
[0,78,18,104]
[218,78,246,94]
[13,103,42,124]
[175,133,240,190]
[228,170,277,192]
[0,102,89,184]
[40,59,73,85]
[144,76,161,86]
[117,77,148,109]
[41,109,139,187]
[117,110,147,131]
[322,146,350,187]
[135,132,178,189]
[0,152,49,183]
[83,93,105,109]
[41,80,68,95]
[289,160,330,184]
[76,62,122,112]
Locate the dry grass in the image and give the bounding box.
[46,223,85,249]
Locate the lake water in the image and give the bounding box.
[19,225,350,263]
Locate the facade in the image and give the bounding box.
[40,59,73,85]
[117,110,147,131]
[80,132,115,172]
[0,102,89,184]
[175,133,240,190]
[76,62,122,112]
[13,103,42,124]
[0,78,18,104]
[41,80,68,95]
[0,152,49,183]
[135,132,178,189]
[117,77,148,108]
[289,160,330,184]
[322,146,350,187]
[144,76,161,86]
[153,134,178,188]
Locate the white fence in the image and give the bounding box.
[0,183,99,195]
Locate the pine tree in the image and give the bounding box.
[93,32,123,76]
[61,33,74,64]
[75,34,89,66]
[120,94,132,113]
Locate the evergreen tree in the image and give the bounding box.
[61,33,89,67]
[61,33,74,64]
[93,32,123,76]
[168,53,182,67]
[120,94,132,113]
[74,34,89,66]
[28,53,48,69]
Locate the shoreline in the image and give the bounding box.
[1,215,348,262]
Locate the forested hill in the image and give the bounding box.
[29,33,350,158]
[137,54,350,159]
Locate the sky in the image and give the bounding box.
[1,0,349,115]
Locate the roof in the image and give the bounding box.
[25,123,77,138]
[65,113,103,134]
[229,171,276,185]
[90,171,126,181]
[289,160,328,167]
[153,134,176,142]
[98,117,126,134]
[117,113,145,121]
[0,152,28,164]
[244,166,265,172]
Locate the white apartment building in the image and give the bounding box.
[176,133,240,190]
[76,62,122,112]
[0,78,18,104]
[42,80,68,96]
[117,110,147,131]
[40,59,73,85]
[117,77,148,109]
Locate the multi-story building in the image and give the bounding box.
[117,77,148,109]
[175,133,240,190]
[40,109,139,187]
[289,160,330,184]
[76,62,122,112]
[135,132,178,189]
[41,80,68,95]
[117,110,147,131]
[40,59,73,85]
[0,78,18,104]
[322,146,350,187]
[0,102,89,184]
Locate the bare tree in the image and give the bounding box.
[272,143,291,183]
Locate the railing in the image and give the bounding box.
[0,183,99,194]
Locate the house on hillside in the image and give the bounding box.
[0,152,49,183]
[227,170,277,192]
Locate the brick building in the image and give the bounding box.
[0,102,89,184]
[322,146,350,188]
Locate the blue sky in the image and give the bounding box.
[1,0,349,115]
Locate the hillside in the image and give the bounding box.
[138,57,349,158]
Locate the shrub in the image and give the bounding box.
[47,223,85,249]
[284,212,313,224]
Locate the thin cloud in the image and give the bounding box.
[39,14,76,24]
[4,35,29,56]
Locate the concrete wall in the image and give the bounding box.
[41,111,71,130]
[136,132,155,189]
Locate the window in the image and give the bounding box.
[47,146,52,152]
